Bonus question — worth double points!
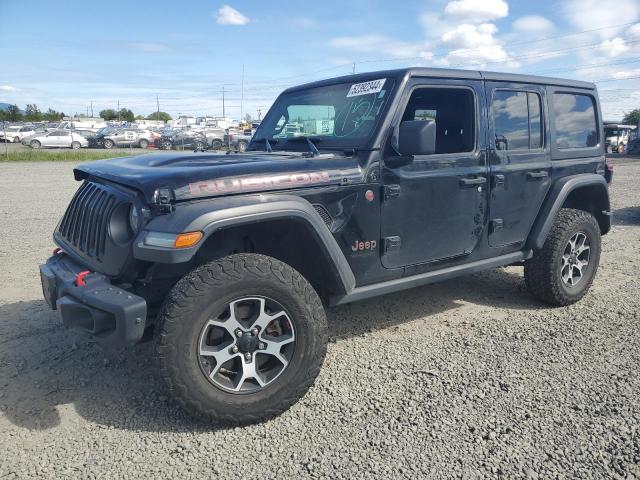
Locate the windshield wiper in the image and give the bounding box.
[250,137,279,152]
[284,136,321,157]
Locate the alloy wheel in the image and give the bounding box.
[198,296,296,394]
[561,232,590,287]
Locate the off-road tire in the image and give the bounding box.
[155,253,328,425]
[524,208,601,306]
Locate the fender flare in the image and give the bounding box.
[134,194,356,293]
[526,174,610,250]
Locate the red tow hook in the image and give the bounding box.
[53,247,63,255]
[76,270,91,287]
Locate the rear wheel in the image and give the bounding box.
[30,140,41,149]
[13,136,20,143]
[237,140,248,152]
[71,141,81,150]
[139,139,149,149]
[524,208,601,306]
[156,254,328,425]
[211,139,223,149]
[103,139,114,149]
[161,140,172,150]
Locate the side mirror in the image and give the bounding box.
[398,120,436,156]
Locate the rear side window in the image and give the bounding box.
[492,90,543,151]
[401,87,475,154]
[553,93,598,149]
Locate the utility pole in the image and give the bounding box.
[352,63,356,74]
[240,64,245,122]
[90,101,93,117]
[222,86,226,119]
[257,108,262,121]
[117,100,120,122]
[156,94,160,122]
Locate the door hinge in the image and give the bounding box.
[384,236,401,253]
[490,219,504,233]
[383,184,401,201]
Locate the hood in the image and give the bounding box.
[74,151,363,203]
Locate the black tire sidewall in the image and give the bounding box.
[158,258,326,420]
[555,216,601,300]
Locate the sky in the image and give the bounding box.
[0,0,639,121]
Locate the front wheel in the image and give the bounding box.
[13,136,20,143]
[71,141,81,150]
[524,208,601,306]
[156,254,328,425]
[237,140,247,152]
[161,140,172,150]
[139,139,149,149]
[103,139,114,149]
[30,140,41,149]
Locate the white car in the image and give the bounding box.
[0,125,36,143]
[27,130,89,149]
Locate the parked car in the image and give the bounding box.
[0,125,35,143]
[604,123,636,153]
[201,127,225,149]
[21,126,50,145]
[160,129,208,150]
[40,67,611,426]
[99,128,157,149]
[224,130,253,151]
[27,130,88,149]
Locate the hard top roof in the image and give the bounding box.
[283,67,596,93]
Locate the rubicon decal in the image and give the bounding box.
[352,239,377,252]
[184,171,331,196]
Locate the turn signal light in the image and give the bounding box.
[174,231,203,248]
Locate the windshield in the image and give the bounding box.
[253,78,395,151]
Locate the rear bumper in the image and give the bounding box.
[39,253,147,348]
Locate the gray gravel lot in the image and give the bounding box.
[1,159,639,479]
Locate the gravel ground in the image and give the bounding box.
[1,160,639,479]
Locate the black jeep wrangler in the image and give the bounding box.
[40,68,611,425]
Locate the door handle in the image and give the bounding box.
[526,170,549,180]
[459,176,487,187]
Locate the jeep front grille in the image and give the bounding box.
[57,181,117,261]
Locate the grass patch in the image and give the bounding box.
[0,149,149,163]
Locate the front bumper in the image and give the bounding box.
[39,253,147,348]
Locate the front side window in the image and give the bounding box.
[401,87,475,154]
[492,90,543,151]
[553,93,598,149]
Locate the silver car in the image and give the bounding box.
[28,130,89,149]
[0,125,36,143]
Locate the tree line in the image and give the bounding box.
[0,104,65,122]
[98,109,172,122]
[0,103,173,123]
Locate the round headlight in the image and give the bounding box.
[129,204,140,235]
